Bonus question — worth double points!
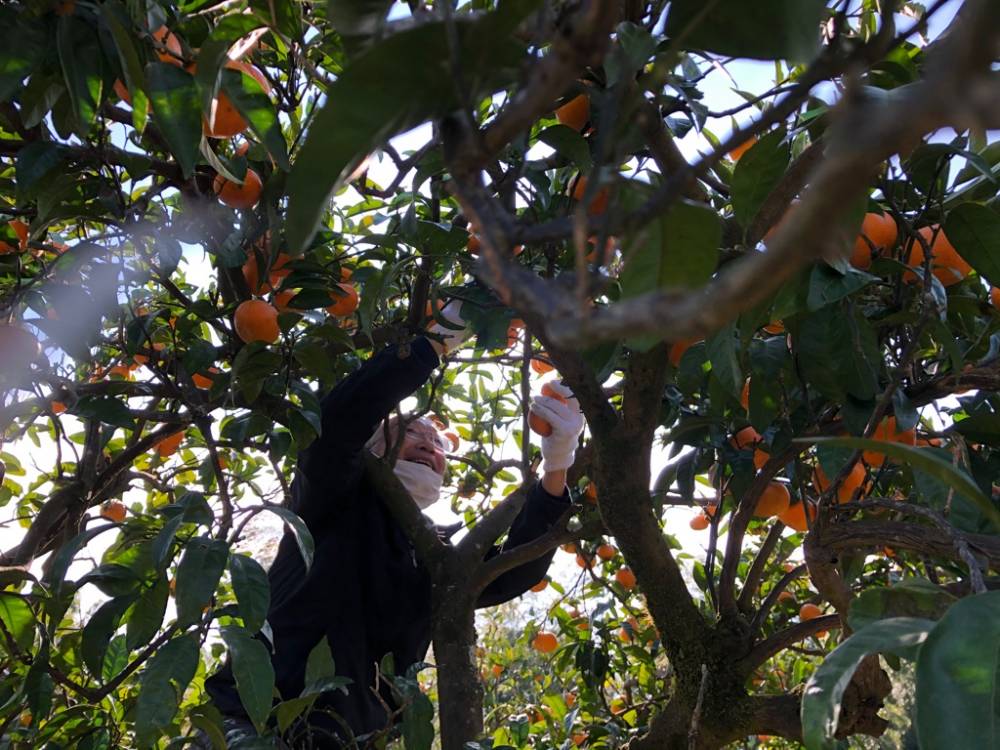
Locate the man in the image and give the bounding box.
[203,301,585,748]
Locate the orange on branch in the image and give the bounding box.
[762,320,785,335]
[731,426,762,450]
[528,381,568,437]
[777,500,815,532]
[753,448,770,470]
[530,357,554,375]
[754,482,790,518]
[690,512,711,530]
[531,632,558,653]
[152,26,183,66]
[561,543,577,554]
[51,400,67,414]
[234,299,280,343]
[814,461,867,504]
[615,566,636,590]
[214,168,263,210]
[799,603,823,621]
[668,338,698,367]
[903,225,971,287]
[571,175,609,215]
[851,212,897,270]
[100,500,127,523]
[555,94,590,131]
[326,283,360,316]
[777,591,795,604]
[583,481,597,504]
[530,578,548,592]
[728,135,756,161]
[740,379,750,411]
[192,367,220,390]
[596,543,616,561]
[862,417,916,467]
[575,553,593,569]
[242,251,290,294]
[155,431,184,458]
[204,61,271,138]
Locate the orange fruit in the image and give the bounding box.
[53,0,75,14]
[615,567,636,589]
[585,235,616,265]
[777,591,795,604]
[204,61,271,138]
[690,512,710,530]
[242,250,290,294]
[467,234,481,254]
[192,367,220,389]
[109,364,132,379]
[51,400,67,414]
[152,26,183,66]
[903,225,971,287]
[8,219,29,251]
[133,341,165,366]
[596,543,616,561]
[754,482,790,518]
[530,578,548,592]
[753,448,770,470]
[583,481,597,504]
[234,299,280,343]
[740,379,750,411]
[571,175,609,215]
[989,287,1000,311]
[555,94,590,131]
[561,543,577,554]
[326,283,360,316]
[100,500,127,523]
[531,632,558,653]
[862,417,916,467]
[18,712,31,727]
[814,461,867,504]
[155,431,184,458]
[575,553,593,569]
[762,320,785,335]
[565,692,577,707]
[530,357,554,375]
[572,733,588,747]
[491,664,504,678]
[731,426,762,450]
[851,212,897,270]
[668,338,698,367]
[528,381,567,437]
[777,501,815,532]
[728,135,756,161]
[214,168,263,210]
[273,288,299,313]
[799,602,823,621]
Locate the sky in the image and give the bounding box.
[0,0,974,627]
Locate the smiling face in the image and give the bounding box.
[398,419,447,476]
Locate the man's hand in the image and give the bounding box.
[426,300,472,355]
[532,381,585,474]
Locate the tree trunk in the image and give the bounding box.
[432,590,483,750]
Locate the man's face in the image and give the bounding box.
[398,419,447,476]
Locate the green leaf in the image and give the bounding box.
[57,16,103,135]
[286,0,540,252]
[666,0,826,62]
[146,62,202,179]
[536,125,592,173]
[398,678,435,750]
[43,524,116,598]
[620,197,721,298]
[193,15,265,119]
[174,537,229,627]
[102,0,149,133]
[303,636,337,694]
[0,9,46,101]
[801,618,934,750]
[82,596,134,677]
[731,130,790,230]
[794,306,879,401]
[25,654,54,721]
[706,323,742,395]
[16,142,71,204]
[220,66,290,171]
[71,396,135,428]
[915,591,1000,750]
[0,594,35,652]
[221,625,275,732]
[943,202,1000,287]
[229,554,270,632]
[327,0,394,36]
[275,694,319,733]
[806,264,878,311]
[232,342,284,404]
[804,437,1000,531]
[126,576,170,650]
[259,506,315,571]
[135,634,200,747]
[849,579,956,632]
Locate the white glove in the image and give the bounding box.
[531,381,585,472]
[427,299,472,354]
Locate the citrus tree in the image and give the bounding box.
[2,0,1000,748]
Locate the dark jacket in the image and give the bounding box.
[206,337,568,746]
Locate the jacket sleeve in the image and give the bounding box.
[475,481,570,608]
[292,337,440,525]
